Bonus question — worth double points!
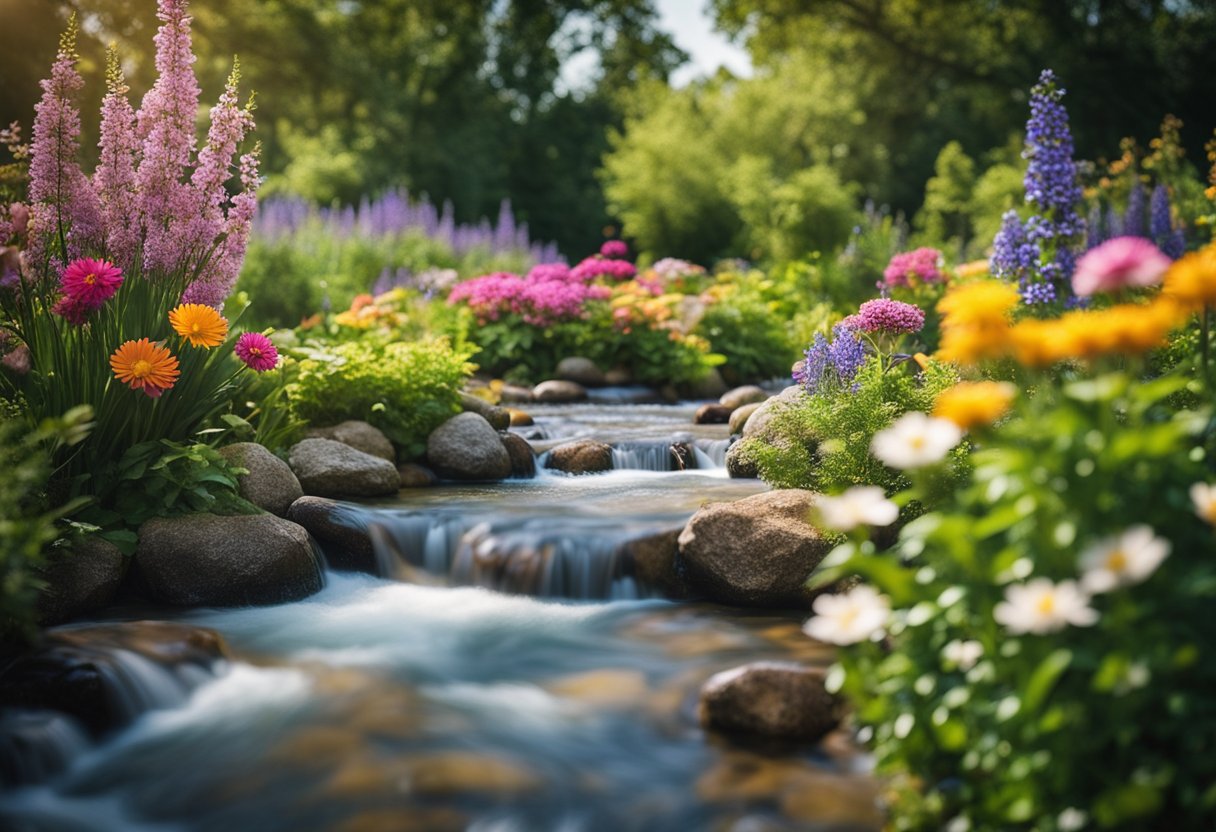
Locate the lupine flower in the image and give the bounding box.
[1079,525,1170,593]
[933,381,1017,430]
[990,211,1038,287]
[1191,482,1216,526]
[234,331,279,371]
[1072,237,1171,296]
[883,247,945,288]
[1150,184,1185,259]
[794,323,866,395]
[942,640,984,671]
[815,486,899,532]
[854,298,925,334]
[1123,180,1146,239]
[110,337,180,397]
[994,578,1098,635]
[870,412,963,469]
[59,258,123,309]
[169,302,228,347]
[600,240,628,258]
[803,585,890,645]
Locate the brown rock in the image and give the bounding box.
[556,356,606,387]
[507,408,534,427]
[677,490,830,607]
[728,402,762,435]
[720,385,769,411]
[306,421,395,463]
[621,527,686,598]
[699,662,842,742]
[533,379,588,403]
[604,368,633,386]
[397,462,439,488]
[545,440,613,475]
[500,432,537,479]
[498,384,535,404]
[694,404,733,425]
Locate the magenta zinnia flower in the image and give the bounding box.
[600,240,628,258]
[1072,236,1172,297]
[854,299,925,335]
[59,258,123,309]
[234,331,279,371]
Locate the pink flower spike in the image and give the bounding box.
[59,258,123,309]
[234,331,279,372]
[854,298,925,335]
[1072,236,1172,297]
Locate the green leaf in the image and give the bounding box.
[1022,648,1072,713]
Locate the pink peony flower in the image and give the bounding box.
[234,331,279,371]
[600,240,628,258]
[1072,236,1172,297]
[59,257,123,309]
[854,299,925,334]
[52,295,92,325]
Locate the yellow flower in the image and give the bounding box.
[168,303,228,348]
[936,280,1020,366]
[110,338,180,398]
[1008,318,1065,368]
[953,260,991,280]
[1161,243,1216,311]
[933,381,1018,430]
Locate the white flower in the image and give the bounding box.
[816,486,899,532]
[993,578,1098,635]
[942,639,984,670]
[1078,525,1170,594]
[803,585,891,645]
[870,412,963,470]
[1057,807,1088,831]
[1191,482,1216,527]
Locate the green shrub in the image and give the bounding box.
[290,338,474,458]
[695,294,797,383]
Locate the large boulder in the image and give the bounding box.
[289,438,401,498]
[287,496,377,573]
[728,402,762,436]
[532,380,588,403]
[694,404,733,425]
[135,513,324,606]
[459,393,511,430]
[218,442,303,516]
[544,440,613,475]
[500,432,537,479]
[720,385,769,411]
[36,537,126,626]
[306,421,395,463]
[699,662,842,743]
[426,413,512,481]
[556,357,606,388]
[677,490,830,607]
[744,385,806,440]
[621,527,686,599]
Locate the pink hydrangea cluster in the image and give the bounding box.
[449,268,609,326]
[600,240,628,258]
[854,298,925,334]
[525,262,572,283]
[882,247,945,288]
[569,256,637,282]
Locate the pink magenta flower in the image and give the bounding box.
[569,256,636,282]
[59,258,123,309]
[883,247,945,288]
[855,299,925,334]
[234,331,279,371]
[600,240,628,258]
[1072,236,1172,297]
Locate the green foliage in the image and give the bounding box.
[694,289,797,384]
[819,368,1216,830]
[729,158,858,262]
[0,406,92,641]
[970,161,1028,251]
[915,141,976,253]
[745,358,959,494]
[291,338,473,459]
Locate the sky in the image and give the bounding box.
[656,0,753,87]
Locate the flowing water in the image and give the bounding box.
[0,402,881,832]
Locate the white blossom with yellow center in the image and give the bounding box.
[1191,482,1216,527]
[803,585,891,645]
[870,412,963,470]
[1078,525,1170,594]
[816,486,899,532]
[994,578,1098,635]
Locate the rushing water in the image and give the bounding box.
[0,402,881,832]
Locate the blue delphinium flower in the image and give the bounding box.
[1150,184,1186,258]
[991,211,1042,304]
[1124,180,1147,238]
[794,324,867,395]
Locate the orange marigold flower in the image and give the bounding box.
[934,381,1018,430]
[110,338,180,398]
[169,303,229,348]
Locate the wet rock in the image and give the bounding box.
[36,536,126,626]
[458,393,510,430]
[498,384,535,404]
[678,490,830,607]
[671,441,697,471]
[499,432,537,479]
[326,752,541,798]
[507,408,534,427]
[604,368,633,386]
[744,385,805,440]
[289,438,401,498]
[306,421,395,463]
[682,367,729,400]
[728,402,762,435]
[0,622,227,736]
[621,527,686,598]
[426,413,512,481]
[397,462,439,488]
[694,404,733,425]
[218,442,303,516]
[135,513,324,606]
[720,385,769,411]
[699,662,842,742]
[556,356,606,387]
[533,379,588,403]
[287,496,376,573]
[545,440,613,475]
[725,441,760,479]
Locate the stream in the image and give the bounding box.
[0,400,882,832]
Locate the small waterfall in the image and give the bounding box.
[610,441,695,472]
[0,710,89,786]
[693,438,731,469]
